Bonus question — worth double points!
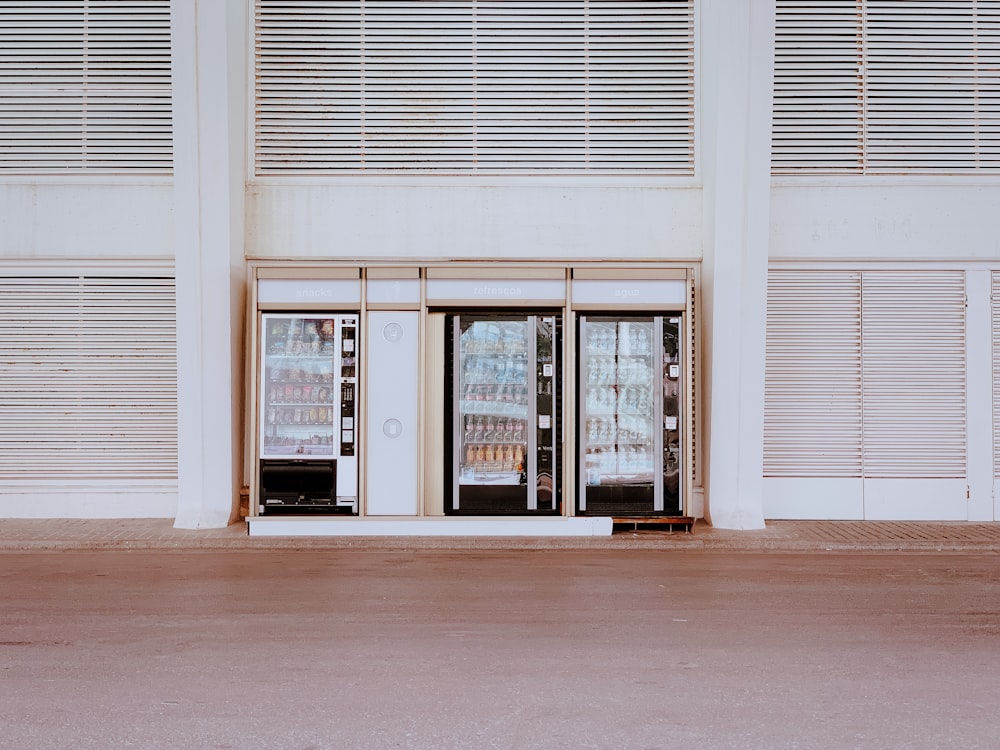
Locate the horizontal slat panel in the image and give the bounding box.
[765,270,863,477]
[767,269,970,484]
[0,1,172,174]
[993,271,1000,477]
[255,0,694,173]
[773,0,1000,174]
[862,271,966,478]
[772,0,864,173]
[0,277,177,482]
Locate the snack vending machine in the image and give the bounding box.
[445,314,560,515]
[258,313,358,514]
[578,315,682,517]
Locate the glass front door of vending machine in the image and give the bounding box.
[578,315,682,517]
[447,314,559,515]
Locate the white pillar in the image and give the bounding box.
[700,0,775,529]
[171,0,247,528]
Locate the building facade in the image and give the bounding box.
[0,0,997,529]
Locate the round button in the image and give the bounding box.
[383,418,403,438]
[382,323,404,343]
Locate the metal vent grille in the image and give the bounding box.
[254,0,695,174]
[0,1,172,174]
[765,270,863,477]
[0,277,177,483]
[765,270,967,479]
[773,0,1000,174]
[993,271,1000,477]
[861,271,966,478]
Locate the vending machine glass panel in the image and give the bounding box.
[578,315,682,516]
[447,313,560,515]
[259,313,358,514]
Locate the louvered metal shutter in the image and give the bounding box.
[764,271,863,477]
[772,1,863,173]
[254,0,695,173]
[861,271,966,477]
[773,0,1000,174]
[0,277,177,484]
[992,270,1000,477]
[0,1,172,174]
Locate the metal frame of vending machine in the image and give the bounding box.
[444,312,561,515]
[252,270,363,516]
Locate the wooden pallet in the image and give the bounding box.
[612,516,695,533]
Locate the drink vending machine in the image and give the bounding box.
[445,313,560,515]
[258,313,359,514]
[578,315,683,516]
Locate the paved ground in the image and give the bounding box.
[1,548,999,749]
[2,517,1000,551]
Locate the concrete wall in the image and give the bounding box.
[771,181,1000,261]
[3,0,997,525]
[247,183,702,261]
[0,182,172,259]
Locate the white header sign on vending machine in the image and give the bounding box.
[258,278,362,307]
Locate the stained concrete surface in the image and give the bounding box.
[5,518,1000,551]
[1,549,999,749]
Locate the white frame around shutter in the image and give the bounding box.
[0,276,177,485]
[764,270,863,477]
[772,0,1000,174]
[254,0,695,174]
[0,1,172,174]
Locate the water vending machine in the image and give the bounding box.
[578,315,683,517]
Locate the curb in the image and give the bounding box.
[2,520,1000,553]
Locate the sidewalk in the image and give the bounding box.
[1,517,1000,551]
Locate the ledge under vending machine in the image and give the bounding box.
[254,274,360,515]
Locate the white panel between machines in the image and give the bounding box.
[367,279,421,306]
[366,311,420,515]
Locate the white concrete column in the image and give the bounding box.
[699,0,775,529]
[966,269,995,521]
[171,0,247,528]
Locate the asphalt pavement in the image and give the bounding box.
[1,548,999,749]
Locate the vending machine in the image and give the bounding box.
[258,313,359,514]
[578,315,682,517]
[444,313,560,515]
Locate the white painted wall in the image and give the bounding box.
[0,182,172,258]
[171,0,247,529]
[247,183,702,261]
[697,0,774,529]
[771,182,1000,261]
[0,489,177,519]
